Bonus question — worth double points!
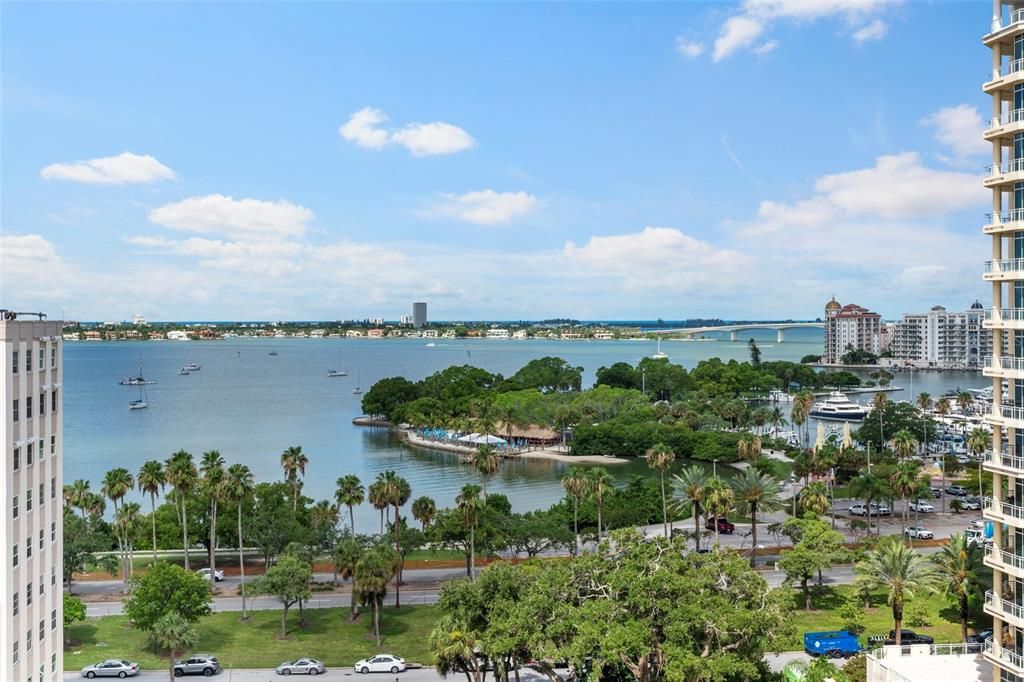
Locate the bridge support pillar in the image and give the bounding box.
[777,329,785,343]
[730,330,738,342]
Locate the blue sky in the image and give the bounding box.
[0,1,994,321]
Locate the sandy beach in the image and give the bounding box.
[402,430,629,465]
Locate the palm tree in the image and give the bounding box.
[472,398,497,441]
[935,397,952,417]
[587,467,615,542]
[731,469,783,568]
[101,467,134,590]
[872,392,890,444]
[967,427,990,500]
[151,612,198,682]
[335,534,363,620]
[200,450,226,586]
[280,445,309,512]
[354,547,398,645]
[671,466,710,552]
[561,466,590,554]
[890,429,918,462]
[917,392,933,457]
[67,479,91,518]
[794,390,815,445]
[736,434,761,463]
[850,471,890,536]
[164,450,198,570]
[223,463,254,618]
[553,405,575,450]
[311,500,341,584]
[646,443,677,537]
[335,474,365,535]
[115,502,143,577]
[811,444,840,526]
[855,539,942,645]
[83,492,106,519]
[388,475,412,607]
[932,533,986,642]
[799,481,831,516]
[455,485,484,579]
[889,461,922,538]
[703,476,735,545]
[368,481,388,534]
[472,444,499,499]
[496,403,523,450]
[411,496,436,530]
[137,460,166,563]
[957,391,974,416]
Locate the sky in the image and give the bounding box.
[0,0,997,322]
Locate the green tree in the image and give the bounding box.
[431,613,486,682]
[199,450,226,586]
[855,538,942,645]
[932,533,987,642]
[101,467,134,591]
[748,338,762,366]
[586,467,615,542]
[505,356,583,392]
[779,516,847,610]
[849,471,890,535]
[890,429,918,462]
[124,561,212,632]
[335,533,364,620]
[456,485,485,579]
[361,376,420,421]
[335,474,365,535]
[254,553,312,637]
[645,443,676,537]
[731,469,783,567]
[164,450,198,570]
[703,476,735,545]
[889,461,922,538]
[223,463,255,618]
[63,595,87,644]
[799,481,830,516]
[412,496,437,530]
[355,545,399,645]
[280,445,309,512]
[151,612,199,682]
[671,465,710,552]
[66,479,91,519]
[561,466,590,554]
[137,460,166,563]
[473,444,499,499]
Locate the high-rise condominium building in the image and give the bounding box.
[413,302,427,329]
[0,312,63,681]
[822,297,881,364]
[888,302,990,369]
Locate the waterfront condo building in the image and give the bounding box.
[0,312,63,681]
[888,302,991,369]
[822,297,881,364]
[413,302,427,329]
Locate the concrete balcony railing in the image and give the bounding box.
[984,355,1024,377]
[984,544,1024,579]
[984,258,1024,280]
[984,639,1024,677]
[986,158,1024,182]
[984,448,1024,474]
[990,108,1024,130]
[985,590,1024,626]
[992,9,1024,34]
[985,209,1024,233]
[989,58,1024,84]
[984,496,1024,525]
[988,403,1024,428]
[983,308,1024,329]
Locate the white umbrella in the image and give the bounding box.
[842,422,853,449]
[814,422,826,451]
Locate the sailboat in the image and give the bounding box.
[119,355,156,385]
[328,349,347,377]
[128,380,149,410]
[352,369,363,395]
[651,338,668,359]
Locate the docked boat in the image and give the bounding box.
[327,369,347,377]
[183,362,201,371]
[808,392,870,421]
[178,368,190,375]
[768,388,794,403]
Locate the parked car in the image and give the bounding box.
[848,504,868,516]
[946,485,968,497]
[905,526,934,539]
[705,517,735,534]
[803,630,861,658]
[869,630,934,646]
[966,528,991,547]
[930,488,943,498]
[961,497,982,511]
[173,654,221,677]
[276,658,326,675]
[80,660,140,678]
[196,568,225,582]
[354,655,406,674]
[909,500,934,513]
[849,503,889,516]
[870,502,892,516]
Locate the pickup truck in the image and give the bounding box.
[803,630,861,658]
[705,517,735,534]
[868,629,935,645]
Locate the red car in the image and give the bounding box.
[705,517,735,534]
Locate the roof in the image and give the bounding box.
[825,297,842,311]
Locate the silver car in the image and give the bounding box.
[276,658,326,675]
[80,660,139,678]
[173,654,221,677]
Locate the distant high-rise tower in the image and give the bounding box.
[413,302,427,329]
[1,311,63,681]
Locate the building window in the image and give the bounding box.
[51,609,56,630]
[50,566,55,586]
[26,537,31,559]
[50,478,55,499]
[13,398,18,422]
[13,590,19,615]
[39,619,44,642]
[38,350,43,370]
[13,640,18,664]
[13,495,18,519]
[38,529,43,550]
[39,575,43,595]
[38,393,44,416]
[37,439,43,461]
[51,653,56,672]
[13,350,19,374]
[26,442,32,466]
[50,436,55,455]
[50,347,56,369]
[26,628,31,651]
[13,447,19,471]
[39,483,43,502]
[13,543,18,566]
[25,396,31,419]
[26,488,31,512]
[50,522,55,542]
[25,349,31,372]
[51,389,57,413]
[26,583,32,606]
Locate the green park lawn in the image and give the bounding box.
[65,605,438,671]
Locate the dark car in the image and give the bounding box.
[870,630,934,645]
[705,518,735,534]
[966,629,993,652]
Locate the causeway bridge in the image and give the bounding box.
[650,322,824,343]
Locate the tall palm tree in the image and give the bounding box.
[917,392,933,457]
[455,485,484,579]
[335,534,362,619]
[472,444,499,499]
[280,445,309,512]
[957,390,974,416]
[411,496,436,530]
[889,461,922,538]
[856,539,942,645]
[799,482,831,517]
[646,443,677,537]
[472,398,497,441]
[671,466,710,552]
[223,463,254,618]
[335,475,365,535]
[967,427,990,500]
[935,397,952,417]
[872,392,890,445]
[703,476,735,545]
[164,450,198,570]
[83,492,106,519]
[850,471,890,536]
[101,467,134,590]
[932,533,986,642]
[587,467,615,542]
[368,481,388,534]
[890,429,918,462]
[389,476,412,607]
[553,405,575,450]
[812,444,840,527]
[730,469,783,568]
[67,479,91,519]
[137,460,166,562]
[561,466,590,554]
[311,500,341,584]
[354,547,398,645]
[115,502,142,578]
[794,390,815,446]
[200,450,226,586]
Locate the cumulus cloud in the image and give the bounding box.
[419,190,538,225]
[753,40,779,55]
[40,152,176,185]
[674,37,705,58]
[339,107,476,156]
[0,234,74,301]
[921,104,989,164]
[149,194,314,238]
[713,0,897,61]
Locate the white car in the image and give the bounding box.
[905,526,934,539]
[196,568,225,582]
[354,655,406,674]
[909,500,934,513]
[960,499,982,511]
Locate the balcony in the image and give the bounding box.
[986,108,1024,140]
[988,404,1024,432]
[984,209,1024,234]
[985,544,1024,580]
[984,497,1024,530]
[985,258,1024,281]
[984,449,1024,476]
[984,158,1024,187]
[984,639,1024,678]
[983,308,1024,330]
[984,58,1024,93]
[985,589,1024,628]
[985,355,1024,380]
[986,9,1024,43]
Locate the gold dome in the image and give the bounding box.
[825,297,841,311]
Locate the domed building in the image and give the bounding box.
[823,298,881,364]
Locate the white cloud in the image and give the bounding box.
[921,104,988,163]
[714,16,765,61]
[339,107,476,156]
[674,37,705,58]
[753,40,779,55]
[852,18,887,43]
[420,190,538,225]
[149,194,314,238]
[0,234,74,301]
[40,152,176,185]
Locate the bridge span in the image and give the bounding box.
[650,322,824,343]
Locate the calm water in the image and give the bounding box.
[63,329,986,532]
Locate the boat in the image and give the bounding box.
[651,338,668,359]
[118,376,155,386]
[327,369,347,377]
[768,388,794,403]
[129,378,149,410]
[183,362,201,371]
[269,351,279,356]
[352,369,362,394]
[178,368,190,375]
[425,343,436,347]
[808,391,870,421]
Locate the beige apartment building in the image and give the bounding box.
[822,298,881,364]
[0,312,63,682]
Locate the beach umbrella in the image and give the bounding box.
[842,422,853,449]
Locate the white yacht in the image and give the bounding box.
[808,391,870,421]
[183,362,201,371]
[768,388,794,403]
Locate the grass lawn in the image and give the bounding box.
[65,605,438,671]
[779,584,989,650]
